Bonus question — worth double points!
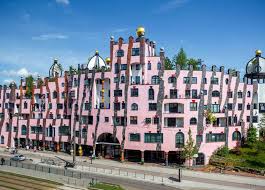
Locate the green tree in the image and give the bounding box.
[69,66,77,75]
[247,125,257,145]
[172,48,188,69]
[25,75,34,98]
[182,128,198,167]
[187,58,200,71]
[164,57,174,70]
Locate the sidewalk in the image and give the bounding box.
[1,148,265,190]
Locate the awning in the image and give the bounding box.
[96,142,120,146]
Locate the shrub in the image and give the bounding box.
[215,146,229,157]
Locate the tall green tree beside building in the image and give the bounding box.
[172,48,188,69]
[182,128,198,167]
[258,113,265,142]
[164,57,174,70]
[247,125,257,145]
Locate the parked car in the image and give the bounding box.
[10,155,26,161]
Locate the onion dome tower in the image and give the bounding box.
[245,50,265,84]
[49,59,63,78]
[87,50,109,70]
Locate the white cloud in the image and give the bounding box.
[3,79,15,84]
[32,34,69,40]
[55,0,70,5]
[0,68,38,78]
[156,0,189,13]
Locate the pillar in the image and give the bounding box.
[141,151,144,164]
[56,143,60,153]
[120,150,125,162]
[165,152,168,166]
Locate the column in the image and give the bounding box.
[120,149,125,162]
[141,151,144,164]
[165,152,169,166]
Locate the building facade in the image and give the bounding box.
[0,27,263,165]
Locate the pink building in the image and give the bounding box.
[0,27,263,166]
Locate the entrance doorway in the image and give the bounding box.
[96,133,120,159]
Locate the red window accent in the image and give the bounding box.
[235,128,238,131]
[221,131,224,134]
[209,131,212,134]
[133,86,136,89]
[192,100,195,103]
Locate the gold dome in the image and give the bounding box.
[105,57,111,63]
[256,50,262,56]
[136,26,145,37]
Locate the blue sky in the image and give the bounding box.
[0,0,265,84]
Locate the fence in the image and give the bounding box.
[5,159,182,186]
[5,160,98,188]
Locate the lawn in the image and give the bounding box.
[91,183,125,190]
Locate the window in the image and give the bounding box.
[238,104,243,110]
[105,117,109,122]
[190,118,197,125]
[145,118,151,124]
[144,133,163,143]
[132,48,140,56]
[6,123,10,132]
[1,136,4,144]
[130,133,140,141]
[121,75,125,83]
[247,104,251,110]
[136,64,141,70]
[192,89,198,98]
[151,76,160,84]
[157,62,161,70]
[190,102,197,111]
[211,104,220,113]
[196,135,203,144]
[53,91,57,99]
[84,102,91,110]
[227,92,233,98]
[153,117,159,124]
[227,103,233,110]
[148,62,151,70]
[114,103,120,111]
[82,128,87,138]
[211,77,219,84]
[114,77,119,83]
[238,92,243,98]
[49,103,52,109]
[131,103,138,111]
[247,116,250,122]
[203,78,207,84]
[168,77,176,83]
[131,88,139,97]
[21,125,27,135]
[247,91,251,97]
[114,90,122,97]
[176,132,184,148]
[149,103,157,111]
[254,103,257,109]
[31,126,42,134]
[225,78,229,84]
[259,103,265,113]
[170,89,178,99]
[114,63,119,74]
[122,102,126,109]
[149,88,154,100]
[191,77,197,84]
[24,102,27,109]
[116,50,124,57]
[185,90,190,98]
[57,103,63,109]
[206,133,225,142]
[212,91,220,97]
[203,90,207,95]
[59,125,70,136]
[121,64,127,70]
[232,131,241,141]
[183,77,190,84]
[253,116,258,123]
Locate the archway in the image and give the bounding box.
[96,133,120,159]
